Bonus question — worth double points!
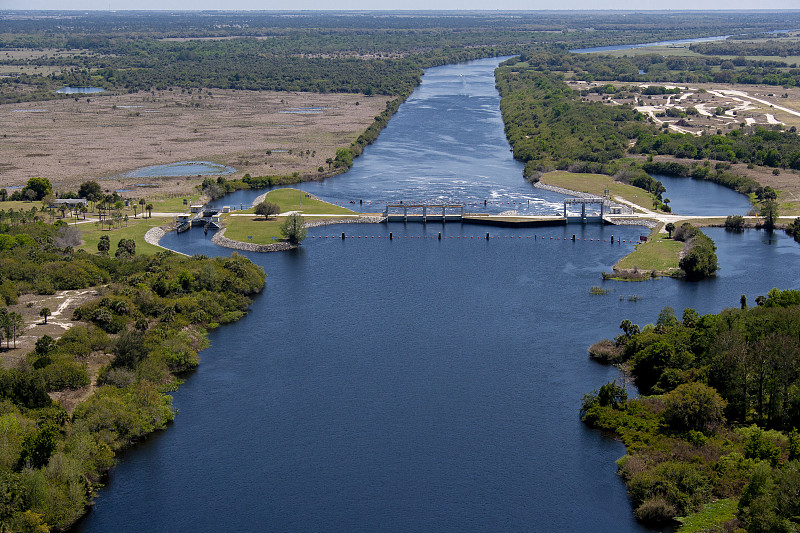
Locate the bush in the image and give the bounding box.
[661,382,727,434]
[725,215,745,231]
[588,339,622,363]
[634,497,677,523]
[39,362,90,392]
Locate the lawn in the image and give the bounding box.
[78,217,166,255]
[540,171,659,212]
[245,188,355,215]
[676,499,738,533]
[149,194,203,213]
[223,217,286,245]
[223,214,354,245]
[615,224,684,274]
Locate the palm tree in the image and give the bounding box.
[146,203,153,218]
[39,307,51,324]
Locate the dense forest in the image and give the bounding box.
[3,11,800,104]
[583,290,800,530]
[0,219,265,531]
[514,48,800,89]
[496,61,656,177]
[690,39,800,59]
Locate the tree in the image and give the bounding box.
[620,319,640,338]
[280,213,307,244]
[760,199,778,230]
[665,222,675,238]
[78,180,102,202]
[21,177,53,201]
[254,200,280,220]
[115,238,136,258]
[661,382,727,434]
[146,203,153,218]
[97,235,110,256]
[39,308,51,324]
[2,311,24,349]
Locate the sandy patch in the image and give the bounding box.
[0,289,101,369]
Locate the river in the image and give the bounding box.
[75,57,800,533]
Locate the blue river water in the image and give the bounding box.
[75,57,800,533]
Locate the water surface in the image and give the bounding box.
[54,86,105,94]
[124,161,236,178]
[76,57,800,533]
[655,173,753,216]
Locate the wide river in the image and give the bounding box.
[76,57,800,532]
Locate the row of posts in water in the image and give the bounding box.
[338,232,623,242]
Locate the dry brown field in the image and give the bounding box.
[0,88,389,199]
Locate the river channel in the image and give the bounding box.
[75,57,800,532]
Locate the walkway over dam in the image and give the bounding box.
[381,199,628,226]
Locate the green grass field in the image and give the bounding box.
[223,214,354,245]
[615,224,684,274]
[676,499,738,533]
[244,188,355,215]
[78,217,166,255]
[149,194,203,213]
[540,171,659,212]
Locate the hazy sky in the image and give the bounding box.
[4,1,800,11]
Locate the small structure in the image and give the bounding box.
[49,198,87,208]
[563,197,604,222]
[222,206,231,213]
[189,204,204,214]
[383,203,464,223]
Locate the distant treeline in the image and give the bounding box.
[4,10,800,104]
[690,39,800,58]
[515,49,800,86]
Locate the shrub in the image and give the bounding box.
[661,382,727,434]
[634,497,677,523]
[588,339,622,363]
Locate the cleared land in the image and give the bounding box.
[0,89,389,199]
[568,80,800,133]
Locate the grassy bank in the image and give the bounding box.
[244,188,355,215]
[539,171,660,212]
[225,188,356,245]
[614,224,683,276]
